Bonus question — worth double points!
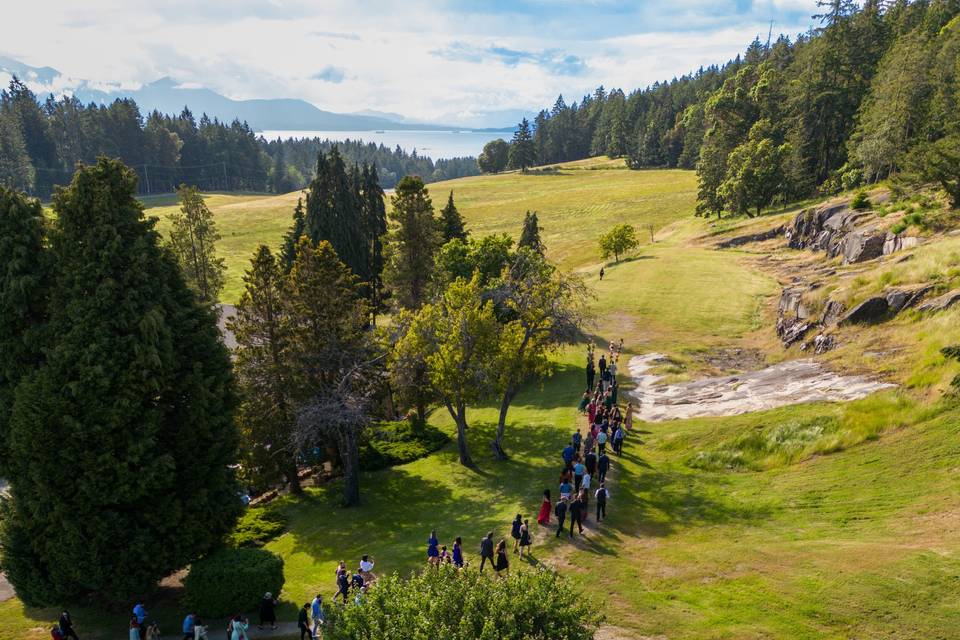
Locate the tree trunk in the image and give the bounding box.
[337,427,361,506]
[284,460,303,495]
[491,386,516,460]
[446,401,473,467]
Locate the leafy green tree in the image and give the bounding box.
[396,276,501,466]
[434,234,515,291]
[2,158,240,605]
[326,566,602,640]
[478,138,509,173]
[598,224,639,263]
[384,176,442,309]
[518,210,545,254]
[439,190,468,243]
[508,119,536,170]
[718,126,792,217]
[0,188,48,475]
[489,252,588,459]
[230,245,301,494]
[166,184,227,303]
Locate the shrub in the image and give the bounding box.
[227,507,288,548]
[184,547,284,617]
[326,565,602,640]
[359,419,448,470]
[851,190,871,210]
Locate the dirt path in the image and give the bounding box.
[628,353,894,422]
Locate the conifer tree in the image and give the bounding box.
[280,196,306,271]
[508,119,536,170]
[384,176,442,309]
[165,184,227,303]
[440,190,468,243]
[361,164,387,316]
[0,112,34,191]
[518,211,545,254]
[2,158,240,605]
[0,188,47,475]
[230,245,301,493]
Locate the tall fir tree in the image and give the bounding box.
[280,196,306,272]
[1,159,240,605]
[508,119,536,170]
[0,188,48,475]
[518,211,545,254]
[384,176,442,310]
[440,190,468,243]
[230,245,301,494]
[360,164,388,317]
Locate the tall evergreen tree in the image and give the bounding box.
[230,245,301,494]
[280,196,306,271]
[361,164,388,316]
[2,158,240,605]
[508,119,536,170]
[384,176,442,310]
[518,211,545,254]
[440,190,468,243]
[0,188,48,475]
[165,184,227,303]
[0,111,34,191]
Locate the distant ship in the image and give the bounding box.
[374,130,386,133]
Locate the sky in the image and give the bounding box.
[2,0,819,124]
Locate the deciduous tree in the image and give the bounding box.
[598,224,639,263]
[166,184,227,303]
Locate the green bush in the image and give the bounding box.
[227,506,288,548]
[359,420,448,470]
[851,190,871,210]
[326,565,601,640]
[184,547,284,617]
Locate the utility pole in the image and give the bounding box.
[143,164,151,195]
[222,161,228,191]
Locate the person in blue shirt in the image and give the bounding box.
[573,459,586,492]
[561,444,575,465]
[427,530,440,565]
[559,479,573,500]
[311,594,324,639]
[452,536,464,568]
[182,613,196,640]
[572,429,582,454]
[132,603,147,640]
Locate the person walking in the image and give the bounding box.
[585,449,597,476]
[572,429,583,454]
[479,532,495,573]
[586,358,596,391]
[596,483,610,522]
[453,537,465,568]
[132,603,147,640]
[494,539,510,577]
[599,267,605,281]
[334,568,350,603]
[230,616,249,640]
[573,458,585,492]
[613,425,624,456]
[562,443,576,466]
[598,354,607,378]
[537,489,552,525]
[427,530,440,565]
[598,452,611,483]
[583,431,595,455]
[258,592,278,630]
[58,611,79,640]
[181,613,197,640]
[597,430,608,456]
[554,498,568,537]
[518,520,532,559]
[581,472,591,494]
[359,554,376,583]
[559,477,572,500]
[568,494,584,538]
[510,514,523,553]
[311,594,325,639]
[297,603,311,640]
[625,402,635,431]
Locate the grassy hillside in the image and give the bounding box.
[6,162,960,639]
[146,158,698,303]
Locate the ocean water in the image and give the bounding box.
[258,129,510,160]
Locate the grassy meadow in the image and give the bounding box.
[5,159,960,639]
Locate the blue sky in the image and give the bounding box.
[3,0,817,125]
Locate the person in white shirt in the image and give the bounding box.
[359,554,376,583]
[595,483,610,521]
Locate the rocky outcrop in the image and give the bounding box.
[786,201,918,265]
[917,288,960,313]
[777,286,814,345]
[839,296,889,325]
[820,299,846,326]
[717,225,785,249]
[885,285,933,313]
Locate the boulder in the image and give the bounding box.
[813,333,836,354]
[820,299,846,327]
[884,285,933,313]
[883,233,920,255]
[717,225,785,249]
[917,288,960,313]
[778,287,812,320]
[839,296,889,325]
[839,231,886,264]
[777,317,811,346]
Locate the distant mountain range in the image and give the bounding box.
[0,55,524,133]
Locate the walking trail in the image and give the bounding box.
[627,353,895,422]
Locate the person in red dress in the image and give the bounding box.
[537,489,552,525]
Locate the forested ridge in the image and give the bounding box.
[496,0,960,214]
[0,83,479,199]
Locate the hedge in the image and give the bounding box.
[183,547,284,617]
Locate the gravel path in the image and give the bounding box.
[628,353,894,422]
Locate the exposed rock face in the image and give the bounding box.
[786,202,918,265]
[812,333,836,354]
[839,297,889,325]
[717,225,785,249]
[885,285,933,313]
[820,300,847,326]
[777,286,814,345]
[917,288,960,313]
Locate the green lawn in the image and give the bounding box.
[6,161,960,639]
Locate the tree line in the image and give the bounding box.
[0,79,480,199]
[479,0,960,213]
